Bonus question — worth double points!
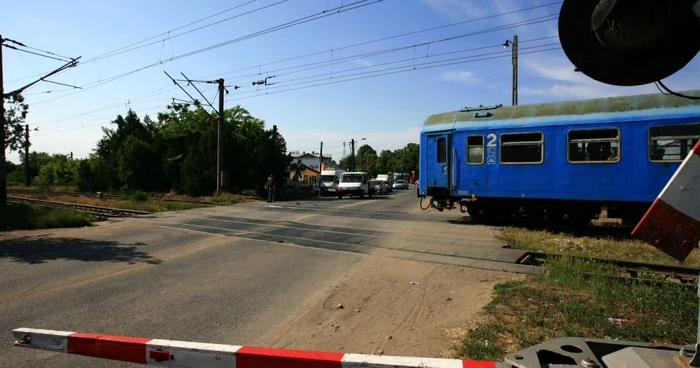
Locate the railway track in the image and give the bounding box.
[519,250,700,286]
[7,188,217,204]
[8,196,151,219]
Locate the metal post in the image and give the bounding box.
[24,124,30,186]
[217,79,224,193]
[0,35,6,207]
[512,35,518,106]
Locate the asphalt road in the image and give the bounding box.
[0,187,512,367]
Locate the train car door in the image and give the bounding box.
[426,133,451,192]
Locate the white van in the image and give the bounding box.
[336,172,372,199]
[316,169,345,196]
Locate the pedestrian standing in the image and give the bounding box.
[265,175,277,203]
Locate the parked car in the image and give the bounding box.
[370,179,388,194]
[393,179,409,190]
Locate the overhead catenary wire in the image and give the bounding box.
[34,46,560,136]
[205,0,563,79]
[229,42,560,96]
[29,0,384,107]
[37,38,556,132]
[89,0,287,63]
[4,0,269,84]
[2,44,73,63]
[31,2,558,128]
[223,15,559,94]
[231,46,563,102]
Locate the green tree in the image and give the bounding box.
[335,155,348,171]
[376,150,393,174]
[391,143,419,174]
[74,101,291,198]
[3,93,29,152]
[355,144,378,177]
[38,154,78,187]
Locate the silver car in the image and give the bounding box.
[371,180,388,194]
[392,180,409,190]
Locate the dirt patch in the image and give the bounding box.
[256,256,522,358]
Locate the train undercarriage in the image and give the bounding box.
[422,194,650,227]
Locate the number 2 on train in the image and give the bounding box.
[486,133,497,147]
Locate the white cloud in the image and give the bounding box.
[441,70,482,84]
[420,0,488,19]
[520,52,700,100]
[347,58,375,68]
[522,58,589,84]
[520,85,623,100]
[519,54,637,99]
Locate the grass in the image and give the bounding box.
[449,256,698,361]
[1,203,95,231]
[501,226,700,267]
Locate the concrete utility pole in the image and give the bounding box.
[217,78,224,194]
[350,139,356,171]
[504,35,518,106]
[319,141,324,172]
[349,138,366,171]
[24,125,29,186]
[0,35,6,206]
[165,72,236,194]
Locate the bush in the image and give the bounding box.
[1,203,95,231]
[118,187,148,202]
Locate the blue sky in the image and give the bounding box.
[3,0,700,164]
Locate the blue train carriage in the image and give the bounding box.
[418,89,700,226]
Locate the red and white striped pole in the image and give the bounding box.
[12,328,505,368]
[632,139,700,343]
[632,139,700,262]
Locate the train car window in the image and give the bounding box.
[648,123,700,162]
[500,132,543,164]
[437,137,447,163]
[567,128,620,163]
[466,135,484,165]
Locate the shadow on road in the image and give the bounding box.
[0,236,162,265]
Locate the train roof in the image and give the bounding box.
[422,89,700,132]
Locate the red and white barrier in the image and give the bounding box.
[12,328,504,368]
[633,140,700,262]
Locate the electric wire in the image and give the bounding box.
[4,0,267,84]
[203,1,563,79]
[228,43,560,99]
[34,47,560,136]
[28,0,383,107]
[29,3,558,127]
